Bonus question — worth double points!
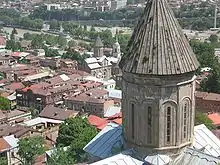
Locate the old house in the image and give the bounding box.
[195,91,220,113]
[65,88,114,117]
[16,74,102,111]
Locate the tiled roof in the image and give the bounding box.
[5,82,25,91]
[208,113,220,126]
[66,88,109,104]
[119,0,199,75]
[0,137,11,152]
[39,106,78,121]
[0,124,34,138]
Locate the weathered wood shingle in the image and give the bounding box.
[119,0,200,75]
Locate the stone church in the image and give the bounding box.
[81,35,121,80]
[83,0,220,164]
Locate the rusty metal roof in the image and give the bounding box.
[119,0,199,75]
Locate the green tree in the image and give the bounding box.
[57,35,67,48]
[56,117,97,162]
[68,40,77,48]
[0,96,10,110]
[209,34,218,44]
[18,136,45,165]
[45,47,60,57]
[49,19,60,30]
[190,40,220,93]
[0,157,7,165]
[47,147,76,165]
[62,49,82,63]
[31,35,44,49]
[195,111,214,130]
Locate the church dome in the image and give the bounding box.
[119,0,199,75]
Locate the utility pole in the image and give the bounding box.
[214,2,217,29]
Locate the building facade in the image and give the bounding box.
[119,0,200,158]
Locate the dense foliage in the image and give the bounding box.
[18,136,45,165]
[47,147,76,165]
[0,157,7,165]
[190,39,220,93]
[56,117,98,163]
[0,96,10,110]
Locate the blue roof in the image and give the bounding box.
[83,123,123,158]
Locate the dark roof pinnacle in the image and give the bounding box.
[95,35,104,47]
[119,0,200,75]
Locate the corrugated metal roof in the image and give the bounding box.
[89,153,143,165]
[23,117,63,127]
[85,57,98,64]
[88,63,101,69]
[173,148,220,165]
[193,124,220,157]
[23,72,50,81]
[3,135,19,148]
[107,89,122,99]
[83,123,123,158]
[104,105,121,117]
[144,154,171,165]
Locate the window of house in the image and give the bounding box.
[131,103,134,139]
[183,103,187,139]
[167,107,171,143]
[147,106,152,144]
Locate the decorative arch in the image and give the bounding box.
[143,99,156,144]
[181,97,191,141]
[162,100,177,145]
[128,98,139,141]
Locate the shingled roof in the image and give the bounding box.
[119,0,199,75]
[95,36,104,47]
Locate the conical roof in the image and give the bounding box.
[119,0,199,75]
[95,36,103,47]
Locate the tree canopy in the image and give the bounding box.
[0,96,10,110]
[18,136,45,165]
[189,40,220,93]
[47,147,76,165]
[56,117,97,162]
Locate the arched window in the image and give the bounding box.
[166,106,171,143]
[182,98,191,140]
[147,106,152,144]
[131,103,135,139]
[163,101,177,145]
[183,103,187,139]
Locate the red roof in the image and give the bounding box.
[208,113,220,125]
[88,115,108,129]
[5,82,25,91]
[0,36,6,46]
[0,138,11,152]
[11,52,22,57]
[88,113,122,130]
[112,118,122,125]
